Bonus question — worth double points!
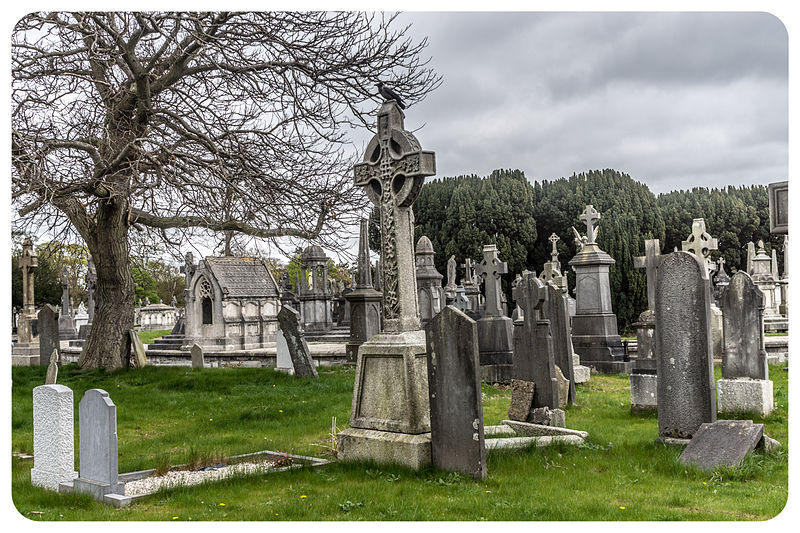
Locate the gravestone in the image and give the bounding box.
[31,385,78,490]
[425,306,486,480]
[276,305,318,378]
[569,205,628,373]
[630,239,661,412]
[461,258,483,314]
[655,252,717,439]
[191,343,205,368]
[130,330,148,368]
[72,389,124,499]
[750,240,784,331]
[415,236,445,327]
[345,218,383,362]
[13,237,40,365]
[717,272,773,416]
[338,99,436,470]
[678,420,764,471]
[542,282,576,404]
[508,379,535,421]
[513,272,559,410]
[45,349,59,385]
[681,218,718,274]
[58,267,78,340]
[38,304,60,368]
[475,244,514,383]
[275,329,293,374]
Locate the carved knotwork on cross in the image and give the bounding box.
[475,244,508,317]
[633,238,661,313]
[681,218,718,274]
[579,205,601,245]
[353,101,436,331]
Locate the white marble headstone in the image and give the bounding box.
[31,385,78,490]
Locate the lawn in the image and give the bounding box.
[11,362,788,521]
[137,329,173,345]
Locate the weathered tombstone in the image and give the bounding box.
[345,218,383,362]
[569,205,628,373]
[678,420,764,471]
[513,272,559,410]
[45,349,59,385]
[425,306,486,480]
[508,379,535,421]
[542,282,576,404]
[474,244,514,383]
[767,180,788,234]
[717,272,773,415]
[415,236,445,327]
[38,304,60,367]
[31,384,78,490]
[72,389,124,499]
[275,329,293,373]
[58,267,78,340]
[655,252,717,439]
[191,343,205,368]
[337,99,436,469]
[630,238,661,412]
[276,306,318,378]
[130,330,148,367]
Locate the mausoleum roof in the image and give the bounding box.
[204,256,279,298]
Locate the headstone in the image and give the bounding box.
[767,180,788,234]
[678,420,764,471]
[58,267,78,340]
[45,349,59,385]
[275,330,293,373]
[717,271,773,416]
[38,304,60,367]
[191,343,205,368]
[276,306,318,378]
[425,306,486,480]
[31,384,78,490]
[345,218,383,362]
[130,330,147,367]
[338,100,436,470]
[569,205,627,373]
[415,236,445,327]
[542,282,576,404]
[474,244,514,383]
[508,379,535,421]
[72,389,124,499]
[655,252,717,439]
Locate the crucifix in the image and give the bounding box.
[475,244,508,317]
[353,101,436,332]
[633,238,661,314]
[579,205,601,245]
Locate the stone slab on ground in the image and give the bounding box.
[484,424,515,437]
[336,427,431,470]
[717,378,774,416]
[484,434,584,450]
[678,420,764,471]
[501,420,588,439]
[573,353,591,384]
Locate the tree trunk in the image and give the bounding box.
[79,195,136,369]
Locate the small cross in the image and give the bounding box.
[681,218,718,274]
[514,271,548,321]
[548,233,560,263]
[633,239,661,313]
[475,244,508,317]
[579,205,601,244]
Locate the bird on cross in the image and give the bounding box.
[376,81,406,109]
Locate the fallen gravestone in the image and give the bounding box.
[191,343,205,368]
[130,330,148,368]
[45,349,59,385]
[425,305,486,480]
[31,384,78,490]
[276,306,318,378]
[678,420,764,470]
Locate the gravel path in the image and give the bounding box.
[124,459,280,496]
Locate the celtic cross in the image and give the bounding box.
[475,244,508,317]
[353,101,436,332]
[681,218,718,274]
[549,233,560,264]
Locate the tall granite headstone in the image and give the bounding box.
[425,306,486,480]
[38,304,60,368]
[543,282,576,404]
[474,244,514,383]
[31,384,78,490]
[338,99,436,470]
[276,305,318,378]
[655,252,717,439]
[72,389,124,499]
[345,218,383,362]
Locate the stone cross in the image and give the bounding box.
[461,258,475,286]
[475,245,508,317]
[579,205,601,244]
[31,384,77,491]
[633,239,662,313]
[19,237,37,318]
[681,218,718,274]
[353,101,435,332]
[549,233,560,264]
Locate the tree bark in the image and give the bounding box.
[78,195,136,369]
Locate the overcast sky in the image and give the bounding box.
[380,11,788,195]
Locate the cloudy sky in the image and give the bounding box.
[381,11,788,195]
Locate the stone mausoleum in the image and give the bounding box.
[182,253,280,351]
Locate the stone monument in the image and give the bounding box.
[31,384,78,490]
[415,235,445,327]
[630,238,661,412]
[345,218,383,362]
[461,257,483,316]
[749,240,784,331]
[717,271,773,416]
[543,281,576,405]
[13,237,40,365]
[337,99,436,469]
[38,304,60,368]
[297,245,334,332]
[444,255,458,301]
[57,266,78,340]
[681,218,723,358]
[568,205,628,373]
[276,305,318,378]
[655,251,717,439]
[474,244,514,383]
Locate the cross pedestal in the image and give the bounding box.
[474,244,514,383]
[568,205,629,374]
[338,101,436,470]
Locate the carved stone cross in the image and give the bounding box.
[633,238,661,313]
[461,258,476,286]
[681,218,718,274]
[579,205,601,244]
[513,271,548,321]
[475,244,508,317]
[353,101,436,332]
[549,233,560,264]
[18,237,37,317]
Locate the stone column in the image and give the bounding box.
[338,100,436,469]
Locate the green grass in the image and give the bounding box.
[765,332,788,337]
[11,363,788,521]
[137,329,173,345]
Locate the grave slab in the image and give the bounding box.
[717,378,773,417]
[678,420,764,471]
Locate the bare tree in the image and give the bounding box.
[12,11,441,368]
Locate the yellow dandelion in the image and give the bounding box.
[172,517,179,520]
[300,495,307,499]
[279,410,283,413]
[209,418,213,421]
[485,490,491,494]
[219,503,226,506]
[619,506,626,510]
[702,482,708,485]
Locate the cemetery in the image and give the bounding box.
[8,11,790,524]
